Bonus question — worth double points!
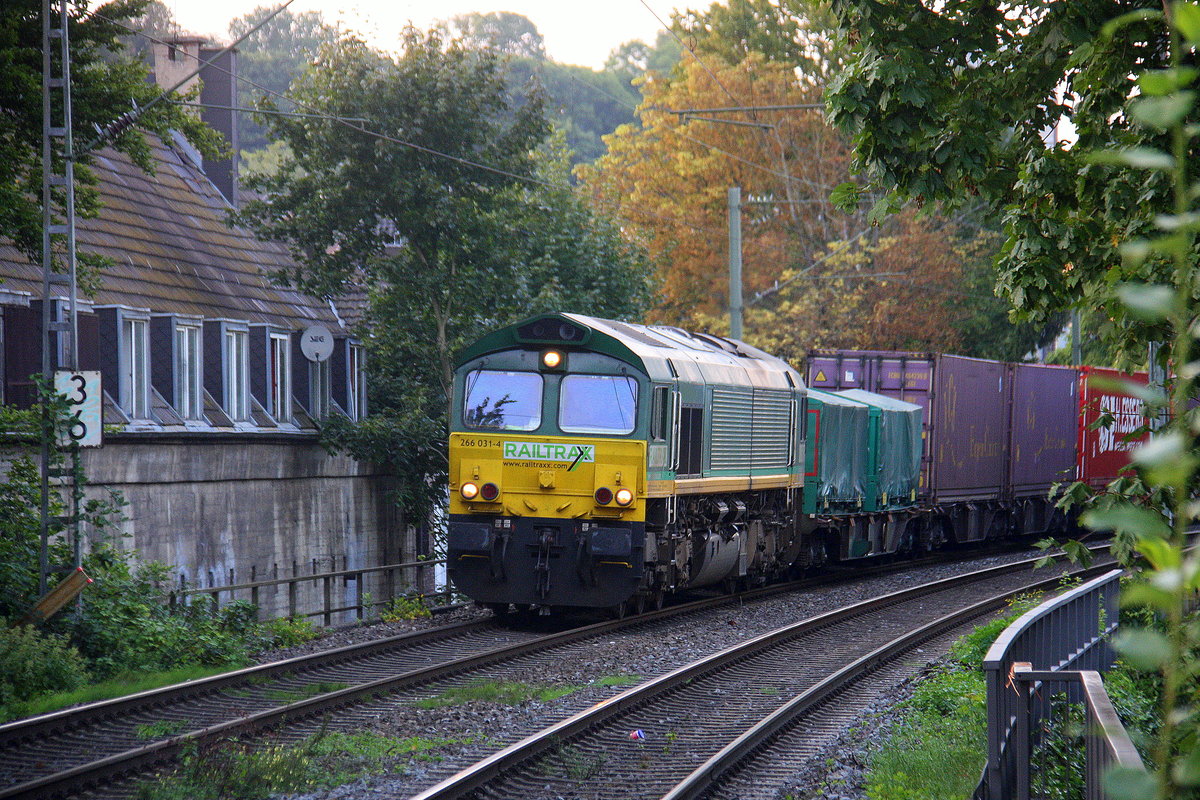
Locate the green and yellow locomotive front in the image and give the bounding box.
[447,316,650,611]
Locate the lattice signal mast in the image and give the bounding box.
[40,0,80,595]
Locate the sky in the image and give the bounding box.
[170,0,670,69]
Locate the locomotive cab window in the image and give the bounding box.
[559,374,638,434]
[464,370,543,431]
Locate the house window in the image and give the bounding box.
[310,358,330,419]
[121,316,149,419]
[347,344,366,420]
[224,328,249,421]
[269,332,291,421]
[175,324,202,420]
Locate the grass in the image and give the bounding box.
[0,664,241,723]
[137,728,475,800]
[264,681,349,705]
[415,674,642,709]
[859,597,1044,800]
[863,668,988,800]
[136,719,188,740]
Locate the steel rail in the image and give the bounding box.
[658,565,1116,800]
[407,558,1111,800]
[0,542,1098,799]
[0,537,1035,751]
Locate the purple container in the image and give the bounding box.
[807,351,1009,502]
[1008,364,1078,496]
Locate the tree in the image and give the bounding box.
[227,6,337,155]
[674,0,844,81]
[238,30,653,516]
[825,0,1183,361]
[581,54,857,324]
[0,0,220,268]
[450,11,545,59]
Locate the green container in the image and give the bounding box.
[803,389,869,514]
[836,388,922,511]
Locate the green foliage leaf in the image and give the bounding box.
[1138,68,1200,96]
[1101,9,1164,39]
[1102,765,1159,799]
[1138,536,1182,570]
[1174,743,1200,786]
[1130,92,1195,131]
[829,181,862,212]
[1113,628,1173,670]
[1116,283,1180,321]
[1081,505,1172,538]
[1088,147,1175,170]
[1132,431,1186,468]
[1086,375,1166,406]
[1121,581,1176,612]
[1175,2,1200,45]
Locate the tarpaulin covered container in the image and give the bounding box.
[837,388,923,511]
[807,351,1010,503]
[1008,364,1078,496]
[1077,367,1150,487]
[802,388,868,513]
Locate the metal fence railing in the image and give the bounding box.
[976,568,1146,800]
[167,558,450,626]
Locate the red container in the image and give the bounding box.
[1076,367,1150,487]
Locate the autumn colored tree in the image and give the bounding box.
[581,4,1057,360]
[580,53,855,323]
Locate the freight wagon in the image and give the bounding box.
[807,352,1150,545]
[445,314,1150,616]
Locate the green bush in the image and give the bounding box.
[65,549,258,678]
[0,624,90,707]
[256,616,322,649]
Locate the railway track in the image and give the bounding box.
[410,559,1112,800]
[0,544,1091,799]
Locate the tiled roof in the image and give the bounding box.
[0,136,343,332]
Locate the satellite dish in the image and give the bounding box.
[300,325,334,362]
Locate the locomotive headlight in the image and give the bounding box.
[594,487,613,505]
[480,482,500,502]
[614,488,635,506]
[542,350,563,369]
[460,482,479,500]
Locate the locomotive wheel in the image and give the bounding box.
[486,602,512,618]
[631,594,646,615]
[650,590,665,610]
[608,600,629,620]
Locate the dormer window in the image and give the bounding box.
[121,315,150,419]
[224,327,249,421]
[269,332,291,421]
[175,323,202,420]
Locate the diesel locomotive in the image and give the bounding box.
[446,313,1144,616]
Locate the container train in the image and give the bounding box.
[446,313,1148,616]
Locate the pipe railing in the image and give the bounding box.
[167,557,450,626]
[977,569,1147,800]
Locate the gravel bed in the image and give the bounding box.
[265,546,1057,800]
[774,658,960,800]
[252,604,492,665]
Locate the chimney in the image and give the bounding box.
[151,35,206,95]
[151,36,240,208]
[198,46,239,208]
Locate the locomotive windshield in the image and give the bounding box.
[559,374,638,434]
[463,370,543,431]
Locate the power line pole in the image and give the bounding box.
[728,187,743,340]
